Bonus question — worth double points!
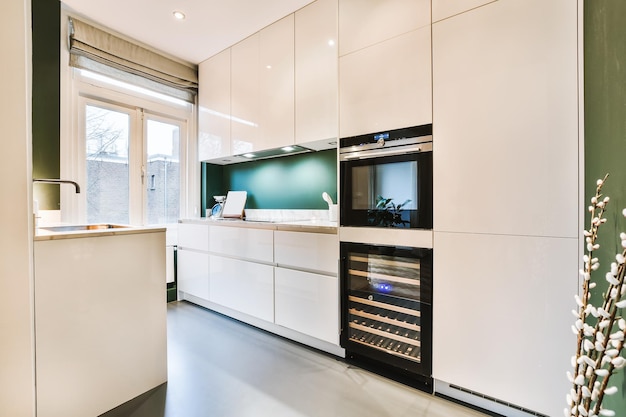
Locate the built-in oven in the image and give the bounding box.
[340,242,433,393]
[339,124,432,229]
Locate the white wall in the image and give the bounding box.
[0,0,36,416]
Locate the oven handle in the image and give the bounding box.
[339,142,432,161]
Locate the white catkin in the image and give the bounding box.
[599,409,616,416]
[615,299,626,308]
[606,273,619,286]
[595,368,609,377]
[604,386,618,395]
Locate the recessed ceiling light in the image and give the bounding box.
[173,11,186,20]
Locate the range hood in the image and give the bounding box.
[203,138,337,165]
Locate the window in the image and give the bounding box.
[63,69,195,226]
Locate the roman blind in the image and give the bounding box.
[68,17,198,102]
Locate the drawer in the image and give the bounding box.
[275,230,338,274]
[209,225,273,263]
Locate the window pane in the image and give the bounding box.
[146,119,180,224]
[85,105,130,224]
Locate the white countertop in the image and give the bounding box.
[35,224,167,241]
[180,217,338,234]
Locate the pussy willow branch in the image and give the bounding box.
[572,174,609,416]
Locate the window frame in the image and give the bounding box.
[61,68,198,226]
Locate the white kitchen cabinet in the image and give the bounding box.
[198,48,231,161]
[231,33,260,155]
[208,255,274,322]
[231,16,295,155]
[432,0,578,238]
[258,14,295,149]
[433,231,577,417]
[339,27,432,137]
[339,0,430,56]
[432,0,495,22]
[177,249,210,301]
[275,267,339,344]
[274,230,338,274]
[177,222,209,252]
[34,231,167,417]
[209,225,273,263]
[177,222,210,300]
[294,0,338,144]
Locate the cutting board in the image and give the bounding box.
[222,191,247,219]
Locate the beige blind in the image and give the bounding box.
[69,17,198,101]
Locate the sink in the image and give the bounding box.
[39,224,132,233]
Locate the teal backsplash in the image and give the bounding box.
[202,149,337,212]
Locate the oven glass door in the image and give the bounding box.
[340,151,432,229]
[341,243,433,379]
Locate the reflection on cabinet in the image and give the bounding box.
[209,255,274,323]
[339,27,432,137]
[259,14,295,149]
[295,0,338,144]
[275,267,339,344]
[198,49,231,161]
[339,0,430,56]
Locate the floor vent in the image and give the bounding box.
[447,384,549,417]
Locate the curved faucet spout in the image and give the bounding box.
[33,179,81,193]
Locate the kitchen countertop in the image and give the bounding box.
[179,218,338,234]
[35,224,167,241]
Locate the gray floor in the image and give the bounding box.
[102,301,488,417]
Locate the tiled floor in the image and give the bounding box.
[102,301,488,417]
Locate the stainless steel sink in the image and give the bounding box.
[39,224,132,233]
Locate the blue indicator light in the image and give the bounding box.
[373,132,389,141]
[372,282,393,293]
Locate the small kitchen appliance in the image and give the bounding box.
[210,195,226,218]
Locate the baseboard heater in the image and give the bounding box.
[435,381,549,417]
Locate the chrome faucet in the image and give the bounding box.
[33,179,81,193]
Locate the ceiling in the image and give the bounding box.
[61,0,316,64]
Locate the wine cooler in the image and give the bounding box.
[340,242,433,393]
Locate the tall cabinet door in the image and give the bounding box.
[295,0,338,144]
[198,48,231,161]
[258,14,295,150]
[231,34,260,155]
[338,0,432,137]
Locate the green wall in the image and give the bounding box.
[32,0,61,209]
[202,149,337,213]
[584,0,626,410]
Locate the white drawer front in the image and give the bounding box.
[176,249,210,301]
[209,226,274,263]
[177,223,209,252]
[208,255,274,322]
[274,231,338,274]
[275,267,339,344]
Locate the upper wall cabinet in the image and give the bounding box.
[259,15,295,150]
[432,0,578,238]
[231,33,261,155]
[198,49,231,161]
[339,27,432,137]
[231,16,295,155]
[295,0,338,145]
[432,0,496,22]
[339,0,430,56]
